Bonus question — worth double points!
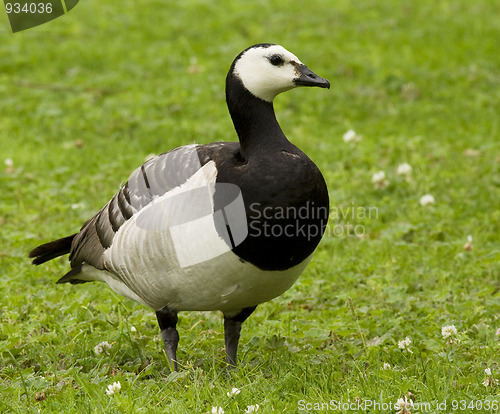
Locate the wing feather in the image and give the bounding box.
[68,144,205,272]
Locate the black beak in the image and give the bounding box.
[294,64,330,89]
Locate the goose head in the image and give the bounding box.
[228,43,330,103]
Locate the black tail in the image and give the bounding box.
[29,234,77,265]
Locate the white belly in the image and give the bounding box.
[92,222,310,311]
[88,162,312,312]
[96,248,310,312]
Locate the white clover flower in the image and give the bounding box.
[245,405,260,413]
[398,337,411,348]
[211,407,224,414]
[94,341,112,355]
[398,337,413,353]
[441,325,458,339]
[226,387,240,397]
[372,171,386,183]
[483,368,497,387]
[105,381,121,395]
[396,163,412,175]
[395,395,413,414]
[419,194,435,206]
[383,362,391,370]
[463,235,473,251]
[130,326,137,333]
[371,171,389,189]
[482,378,493,387]
[5,158,14,174]
[342,129,362,143]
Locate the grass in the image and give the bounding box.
[1,0,499,412]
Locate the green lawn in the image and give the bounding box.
[1,0,499,412]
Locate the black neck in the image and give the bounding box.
[226,73,291,160]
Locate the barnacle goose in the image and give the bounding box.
[29,43,330,370]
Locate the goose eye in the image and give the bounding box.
[269,54,284,66]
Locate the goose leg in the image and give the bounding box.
[224,305,257,368]
[156,307,179,371]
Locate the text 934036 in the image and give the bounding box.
[5,2,53,13]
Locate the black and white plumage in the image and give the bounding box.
[30,43,330,370]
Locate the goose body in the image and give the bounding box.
[30,44,330,370]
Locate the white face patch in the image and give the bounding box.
[233,45,304,102]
